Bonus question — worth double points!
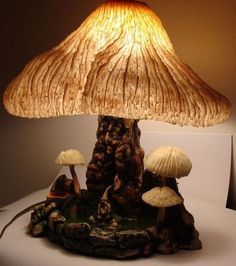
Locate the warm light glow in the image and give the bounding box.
[3,0,231,127]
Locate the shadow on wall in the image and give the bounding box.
[227,138,235,210]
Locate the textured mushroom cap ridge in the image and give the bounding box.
[3,0,231,127]
[145,146,192,178]
[142,186,183,208]
[55,149,86,166]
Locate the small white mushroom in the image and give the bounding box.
[142,186,183,229]
[55,149,85,198]
[145,146,192,186]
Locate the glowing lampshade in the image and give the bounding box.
[4,0,231,127]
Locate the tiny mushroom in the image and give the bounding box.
[55,149,86,198]
[145,146,192,186]
[142,186,183,229]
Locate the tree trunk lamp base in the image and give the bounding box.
[86,115,144,208]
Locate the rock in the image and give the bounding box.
[48,211,60,231]
[95,247,140,259]
[48,211,65,232]
[156,229,178,254]
[141,243,154,257]
[179,230,202,250]
[157,242,173,255]
[65,223,91,240]
[117,230,151,249]
[89,228,116,247]
[31,215,41,225]
[32,221,46,237]
[54,214,66,223]
[48,231,61,242]
[45,202,57,215]
[62,236,94,254]
[31,206,46,224]
[146,226,158,240]
[55,223,65,235]
[115,249,140,260]
[179,238,202,250]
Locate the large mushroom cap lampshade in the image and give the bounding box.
[3,0,231,127]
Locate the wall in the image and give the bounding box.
[0,0,235,208]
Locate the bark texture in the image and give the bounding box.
[86,115,144,206]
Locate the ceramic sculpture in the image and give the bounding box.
[2,0,231,260]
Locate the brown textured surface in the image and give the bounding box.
[86,115,144,206]
[86,116,117,193]
[3,0,231,127]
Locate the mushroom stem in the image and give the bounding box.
[156,207,166,230]
[69,165,81,197]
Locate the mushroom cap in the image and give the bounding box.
[3,0,231,127]
[142,186,183,208]
[145,146,192,178]
[55,149,85,166]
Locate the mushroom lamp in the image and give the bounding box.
[1,0,232,258]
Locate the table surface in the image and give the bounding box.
[1,186,236,266]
